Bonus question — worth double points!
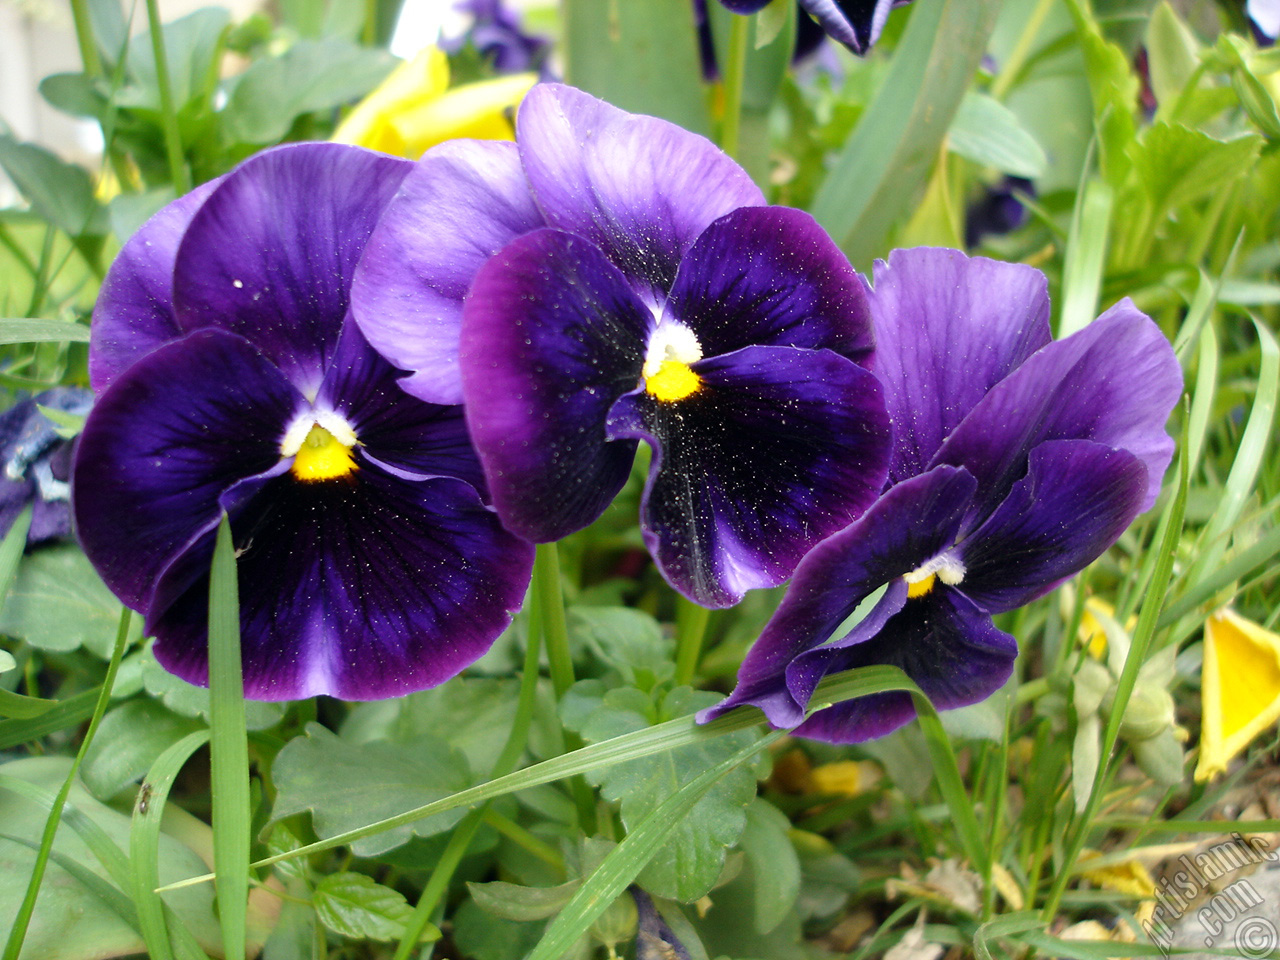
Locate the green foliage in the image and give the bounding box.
[313,872,438,943]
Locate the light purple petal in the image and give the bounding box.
[89,179,219,390]
[695,464,977,729]
[800,0,899,54]
[665,206,875,366]
[172,143,412,395]
[351,140,545,406]
[959,439,1147,613]
[316,319,486,494]
[460,228,649,541]
[607,345,889,607]
[932,300,1181,528]
[149,469,535,700]
[73,328,302,612]
[516,83,764,298]
[866,247,1051,485]
[790,590,1017,743]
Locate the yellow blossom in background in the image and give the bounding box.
[1077,598,1136,658]
[332,46,536,159]
[1079,850,1158,898]
[1195,608,1280,782]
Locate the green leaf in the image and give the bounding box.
[35,404,86,439]
[452,899,545,960]
[313,872,438,943]
[221,40,396,144]
[138,642,285,730]
[1146,1,1200,117]
[1129,123,1263,221]
[561,0,711,135]
[0,136,106,238]
[0,650,14,673]
[81,699,204,800]
[467,879,580,922]
[811,0,1001,266]
[270,723,472,856]
[564,685,762,901]
[0,544,122,657]
[0,317,89,343]
[122,7,230,112]
[739,799,801,934]
[570,607,674,688]
[1063,0,1139,186]
[948,92,1047,177]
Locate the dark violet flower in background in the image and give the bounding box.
[75,142,534,701]
[353,84,892,608]
[0,386,93,545]
[716,0,912,55]
[694,0,834,81]
[964,176,1034,248]
[443,0,551,74]
[700,248,1182,742]
[1249,0,1280,42]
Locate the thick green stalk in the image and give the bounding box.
[719,13,751,159]
[534,543,574,698]
[674,596,711,687]
[2,608,132,960]
[68,0,103,77]
[143,0,191,194]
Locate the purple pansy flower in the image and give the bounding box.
[353,84,892,608]
[699,248,1182,742]
[0,386,94,545]
[443,0,551,75]
[716,0,911,55]
[74,142,534,701]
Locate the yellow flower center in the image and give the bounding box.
[645,359,702,402]
[904,554,965,600]
[906,573,937,599]
[288,423,357,482]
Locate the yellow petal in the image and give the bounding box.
[1078,598,1114,658]
[389,73,537,159]
[332,47,451,155]
[1078,851,1157,898]
[1195,608,1280,782]
[809,760,879,797]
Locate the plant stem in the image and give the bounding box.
[673,596,710,687]
[68,0,103,78]
[719,12,751,159]
[535,542,575,699]
[2,609,132,960]
[144,0,191,194]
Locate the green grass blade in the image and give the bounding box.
[208,515,249,960]
[2,607,131,960]
[1184,320,1219,478]
[0,319,90,343]
[1057,178,1114,337]
[162,666,921,889]
[1158,521,1280,627]
[130,730,210,960]
[0,774,131,884]
[810,0,1001,266]
[527,730,784,960]
[0,506,32,607]
[143,0,191,194]
[0,688,100,750]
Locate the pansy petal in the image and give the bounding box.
[516,83,764,296]
[790,590,1017,743]
[172,143,412,394]
[800,0,897,54]
[718,0,772,10]
[932,301,1180,527]
[665,206,874,365]
[89,179,219,390]
[866,247,1051,484]
[149,469,535,700]
[460,228,649,541]
[351,139,545,406]
[697,465,976,726]
[316,320,485,493]
[607,345,891,608]
[959,439,1147,613]
[73,329,302,611]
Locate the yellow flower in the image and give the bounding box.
[1195,608,1280,782]
[332,47,536,159]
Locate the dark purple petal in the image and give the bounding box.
[931,300,1181,527]
[697,465,976,727]
[172,143,412,395]
[717,0,772,11]
[665,206,874,366]
[73,329,302,611]
[316,320,486,493]
[516,84,764,297]
[149,468,535,700]
[959,439,1147,613]
[350,140,545,406]
[89,179,219,390]
[607,345,890,607]
[800,0,903,54]
[460,228,649,541]
[866,247,1051,485]
[790,590,1016,743]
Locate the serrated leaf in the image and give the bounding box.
[222,40,396,144]
[572,608,674,688]
[0,544,121,656]
[270,723,472,856]
[313,871,437,943]
[948,92,1047,177]
[740,799,801,934]
[467,879,580,922]
[565,685,761,902]
[1129,123,1263,219]
[138,642,285,731]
